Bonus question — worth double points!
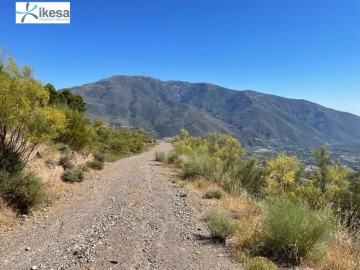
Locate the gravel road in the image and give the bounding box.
[0,143,239,270]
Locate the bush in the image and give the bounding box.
[0,170,45,214]
[155,151,166,162]
[247,257,278,270]
[0,54,66,174]
[92,151,105,162]
[86,160,104,170]
[92,120,153,158]
[166,151,178,164]
[206,209,238,241]
[59,155,74,170]
[55,143,70,155]
[104,154,118,162]
[204,189,226,199]
[56,108,94,151]
[182,153,217,180]
[338,177,360,226]
[0,151,25,174]
[61,168,84,183]
[261,197,334,263]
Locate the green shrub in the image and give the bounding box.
[61,168,84,183]
[247,257,278,270]
[338,177,360,226]
[55,143,70,155]
[206,209,238,241]
[78,164,90,172]
[104,154,118,162]
[56,108,94,151]
[59,154,74,170]
[204,189,226,199]
[166,151,177,164]
[155,151,166,162]
[261,197,334,263]
[0,170,45,214]
[182,153,216,180]
[86,160,104,170]
[0,151,25,174]
[45,158,57,168]
[232,157,264,195]
[92,151,105,162]
[91,120,152,157]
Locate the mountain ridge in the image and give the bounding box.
[68,75,360,146]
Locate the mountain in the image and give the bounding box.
[68,75,360,146]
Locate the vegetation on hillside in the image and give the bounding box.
[160,129,360,269]
[0,52,154,214]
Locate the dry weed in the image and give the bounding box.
[0,198,17,228]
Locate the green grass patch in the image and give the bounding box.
[247,257,278,270]
[206,209,238,242]
[61,168,84,183]
[261,197,334,263]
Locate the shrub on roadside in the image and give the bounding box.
[155,151,166,162]
[166,150,178,164]
[182,153,217,180]
[260,197,334,263]
[247,257,278,270]
[61,168,84,183]
[0,151,25,175]
[55,143,71,155]
[204,189,226,199]
[206,209,238,241]
[56,108,94,151]
[59,154,74,170]
[0,170,45,214]
[92,151,105,162]
[86,160,104,170]
[78,164,90,172]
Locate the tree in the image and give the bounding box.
[44,84,86,112]
[44,83,59,105]
[59,89,86,112]
[313,146,331,193]
[0,53,66,173]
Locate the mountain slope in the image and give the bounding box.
[69,75,360,146]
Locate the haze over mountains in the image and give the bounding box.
[69,75,360,146]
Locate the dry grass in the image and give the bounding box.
[0,198,17,228]
[194,178,211,189]
[221,194,259,219]
[305,226,360,270]
[28,144,93,198]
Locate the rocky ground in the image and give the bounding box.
[0,143,240,270]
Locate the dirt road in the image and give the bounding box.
[0,143,239,270]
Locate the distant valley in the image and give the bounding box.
[68,75,360,147]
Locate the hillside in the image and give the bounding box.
[69,75,360,146]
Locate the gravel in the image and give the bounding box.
[0,143,240,270]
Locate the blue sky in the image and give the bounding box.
[1,0,359,115]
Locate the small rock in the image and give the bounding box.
[110,260,118,264]
[25,247,31,251]
[31,266,38,270]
